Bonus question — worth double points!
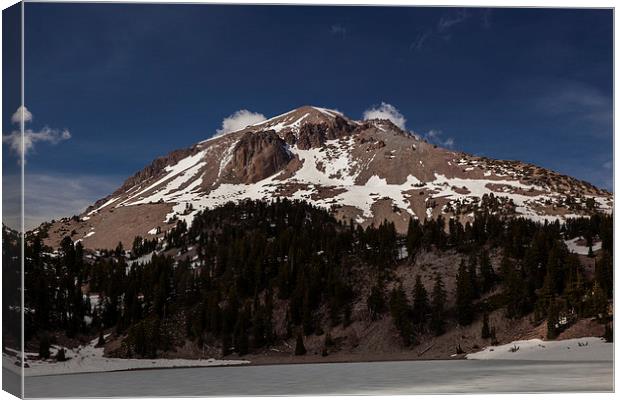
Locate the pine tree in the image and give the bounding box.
[56,347,67,362]
[389,285,414,346]
[545,243,565,296]
[251,305,266,349]
[233,307,250,356]
[324,330,334,346]
[411,275,430,327]
[467,255,479,299]
[501,255,530,319]
[221,333,232,357]
[38,333,51,359]
[115,241,125,258]
[481,310,491,339]
[590,282,608,320]
[264,289,275,344]
[479,250,495,293]
[367,281,386,321]
[430,274,447,336]
[546,298,559,339]
[563,261,585,317]
[595,251,613,299]
[406,218,423,258]
[132,236,144,258]
[604,324,613,343]
[294,331,307,356]
[302,291,314,336]
[456,260,474,326]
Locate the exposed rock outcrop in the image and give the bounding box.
[225,130,292,184]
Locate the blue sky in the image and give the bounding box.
[2,4,613,228]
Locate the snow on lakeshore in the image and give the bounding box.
[4,336,248,377]
[466,337,612,362]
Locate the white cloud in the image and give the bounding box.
[3,106,71,162]
[424,129,456,149]
[3,128,71,159]
[410,32,430,51]
[437,9,470,33]
[362,102,407,130]
[330,24,347,37]
[411,9,486,52]
[11,105,33,125]
[427,129,439,139]
[3,173,122,231]
[216,109,266,135]
[535,81,612,128]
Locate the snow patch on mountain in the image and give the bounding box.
[122,150,206,206]
[565,237,602,255]
[290,138,359,186]
[312,106,341,118]
[88,196,120,216]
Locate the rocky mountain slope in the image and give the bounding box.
[41,106,612,249]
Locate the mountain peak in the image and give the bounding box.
[44,104,612,250]
[248,105,351,134]
[201,106,352,144]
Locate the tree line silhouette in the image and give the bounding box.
[7,198,612,358]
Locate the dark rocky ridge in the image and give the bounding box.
[225,130,293,184]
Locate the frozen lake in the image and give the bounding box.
[20,359,613,397]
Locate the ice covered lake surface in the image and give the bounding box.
[22,358,612,397]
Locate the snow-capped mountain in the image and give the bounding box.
[43,106,613,249]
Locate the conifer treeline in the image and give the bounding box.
[17,199,612,357]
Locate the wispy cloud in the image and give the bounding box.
[409,32,430,51]
[3,128,71,158]
[3,173,123,231]
[481,8,492,29]
[424,129,456,149]
[437,9,470,33]
[534,80,612,133]
[216,109,266,135]
[362,102,407,130]
[410,8,487,51]
[3,106,71,163]
[330,24,347,38]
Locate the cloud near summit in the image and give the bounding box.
[216,109,266,135]
[362,102,407,130]
[425,129,455,148]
